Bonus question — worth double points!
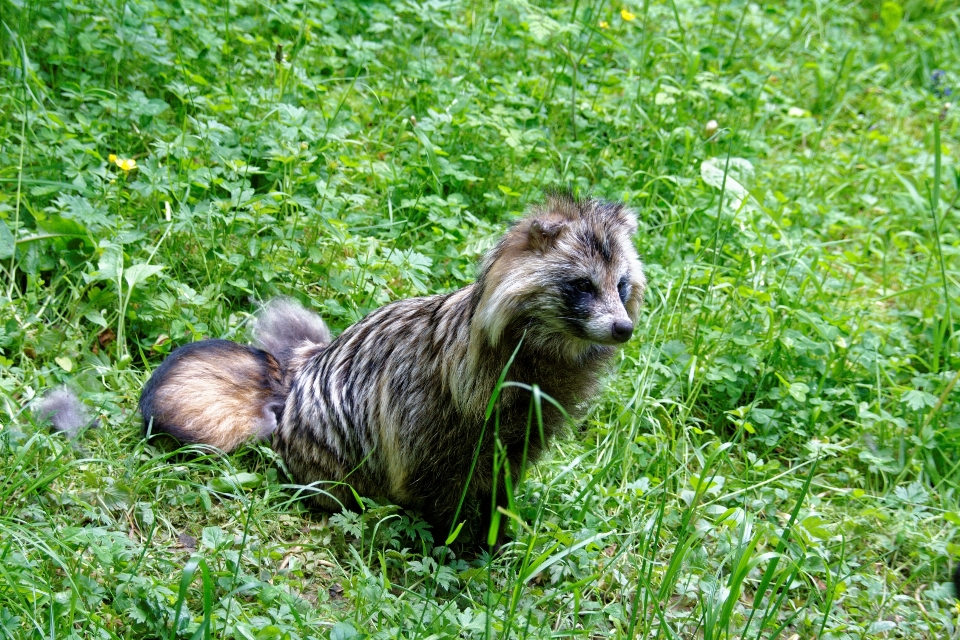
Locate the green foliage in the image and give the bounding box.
[1,0,959,637]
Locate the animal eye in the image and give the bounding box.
[617,278,630,302]
[573,279,593,294]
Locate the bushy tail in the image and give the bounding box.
[138,298,331,452]
[140,339,286,452]
[34,387,98,438]
[252,297,331,370]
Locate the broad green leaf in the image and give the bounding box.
[35,213,88,237]
[98,244,123,281]
[209,472,263,492]
[788,382,810,403]
[901,389,937,411]
[83,310,109,328]
[123,263,164,288]
[700,157,754,209]
[330,622,359,640]
[200,526,226,550]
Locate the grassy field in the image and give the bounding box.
[1,0,959,637]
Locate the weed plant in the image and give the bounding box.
[1,0,959,638]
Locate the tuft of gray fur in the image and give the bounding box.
[252,297,332,370]
[34,387,97,438]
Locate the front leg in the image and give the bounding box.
[475,475,512,552]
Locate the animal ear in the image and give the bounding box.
[617,208,638,235]
[528,218,566,253]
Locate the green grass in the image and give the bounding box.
[1,0,959,637]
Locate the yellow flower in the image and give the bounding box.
[111,155,137,171]
[621,8,635,21]
[599,20,609,29]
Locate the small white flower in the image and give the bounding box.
[787,107,808,118]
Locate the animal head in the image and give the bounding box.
[473,193,646,359]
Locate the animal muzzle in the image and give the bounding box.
[610,319,634,343]
[584,314,634,344]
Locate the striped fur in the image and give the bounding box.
[140,194,646,544]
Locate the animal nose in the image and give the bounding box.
[611,320,634,343]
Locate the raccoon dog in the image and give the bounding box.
[140,194,646,545]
